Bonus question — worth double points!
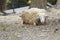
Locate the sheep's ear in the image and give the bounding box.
[45,15,49,19]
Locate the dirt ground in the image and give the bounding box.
[0,8,60,40]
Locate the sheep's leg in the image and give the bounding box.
[23,21,29,24]
[33,22,36,25]
[23,21,27,24]
[23,21,25,24]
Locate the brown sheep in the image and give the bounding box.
[21,8,48,25]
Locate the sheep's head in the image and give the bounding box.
[38,13,48,24]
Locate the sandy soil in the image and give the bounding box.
[0,8,60,40]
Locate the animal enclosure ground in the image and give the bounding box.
[0,8,60,40]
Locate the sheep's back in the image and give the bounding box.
[21,10,39,24]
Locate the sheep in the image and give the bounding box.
[20,8,49,25]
